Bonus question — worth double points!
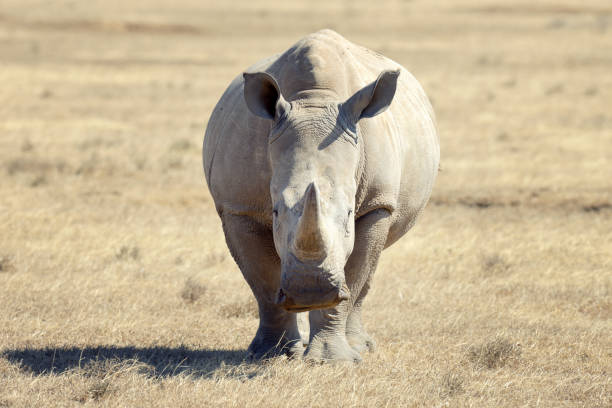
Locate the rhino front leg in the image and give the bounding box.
[221,213,304,360]
[305,303,359,362]
[304,209,391,362]
[346,278,376,353]
[345,209,391,353]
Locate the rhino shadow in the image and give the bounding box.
[2,345,255,378]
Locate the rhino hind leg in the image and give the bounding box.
[221,214,304,360]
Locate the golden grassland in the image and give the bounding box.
[0,0,610,406]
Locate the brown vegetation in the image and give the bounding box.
[0,0,610,406]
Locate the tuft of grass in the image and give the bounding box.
[75,153,99,176]
[74,360,116,402]
[116,245,140,261]
[497,131,509,141]
[30,175,47,187]
[583,203,612,213]
[181,278,207,304]
[219,298,258,319]
[578,298,612,320]
[475,54,501,66]
[0,255,15,273]
[20,139,34,152]
[77,137,119,151]
[169,139,193,152]
[584,86,598,96]
[546,18,566,29]
[458,198,494,209]
[439,371,465,398]
[6,158,67,176]
[86,379,111,401]
[545,83,564,95]
[39,89,53,99]
[73,359,154,403]
[467,338,521,369]
[164,157,183,170]
[480,253,511,276]
[202,253,226,269]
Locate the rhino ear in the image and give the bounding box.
[342,69,400,122]
[243,72,290,121]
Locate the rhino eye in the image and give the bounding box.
[272,209,279,231]
[345,209,353,235]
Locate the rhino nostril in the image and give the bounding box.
[337,286,350,301]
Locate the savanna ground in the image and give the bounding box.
[1,0,610,406]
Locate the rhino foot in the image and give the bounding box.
[345,304,375,353]
[247,327,304,361]
[346,329,376,354]
[303,332,362,363]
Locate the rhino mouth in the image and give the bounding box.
[282,301,340,313]
[275,285,350,312]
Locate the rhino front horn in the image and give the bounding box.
[292,183,328,261]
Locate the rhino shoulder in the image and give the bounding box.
[203,70,274,219]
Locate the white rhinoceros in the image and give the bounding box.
[203,29,439,362]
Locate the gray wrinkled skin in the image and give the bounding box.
[203,30,439,362]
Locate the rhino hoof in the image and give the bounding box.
[303,335,362,363]
[347,331,376,354]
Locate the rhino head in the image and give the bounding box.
[243,69,399,312]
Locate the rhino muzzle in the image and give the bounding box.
[275,182,351,312]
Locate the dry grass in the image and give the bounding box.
[1,0,611,406]
[180,278,207,304]
[467,337,521,369]
[218,299,259,319]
